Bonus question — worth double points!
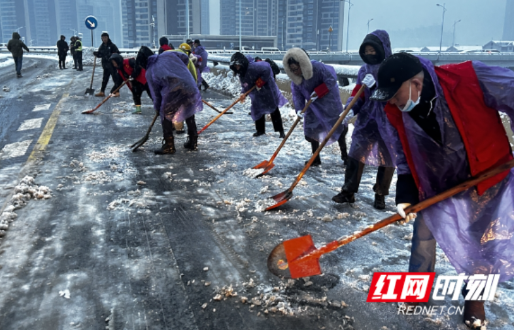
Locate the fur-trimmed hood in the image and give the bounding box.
[283,48,313,85]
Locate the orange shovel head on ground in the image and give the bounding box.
[252,160,275,177]
[267,235,321,278]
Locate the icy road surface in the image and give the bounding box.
[0,57,513,330]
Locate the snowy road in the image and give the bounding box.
[0,60,513,329]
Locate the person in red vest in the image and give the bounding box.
[370,52,514,328]
[109,54,152,114]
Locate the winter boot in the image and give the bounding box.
[278,130,286,139]
[112,92,120,97]
[183,136,198,151]
[202,80,210,91]
[374,194,386,210]
[332,190,355,204]
[305,154,322,167]
[253,131,265,137]
[462,286,486,329]
[154,136,175,155]
[95,91,105,97]
[132,105,142,114]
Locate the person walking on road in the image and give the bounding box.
[93,32,120,97]
[282,48,346,166]
[57,35,69,69]
[332,30,397,210]
[158,36,171,54]
[230,52,286,138]
[110,53,152,114]
[136,46,203,154]
[7,32,29,78]
[372,52,514,328]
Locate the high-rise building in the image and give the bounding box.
[78,0,122,48]
[0,0,27,43]
[26,0,58,47]
[56,0,78,38]
[503,0,514,40]
[201,0,210,34]
[220,0,344,51]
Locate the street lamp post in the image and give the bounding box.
[15,27,24,33]
[150,15,156,48]
[342,0,353,53]
[328,26,333,51]
[367,18,373,34]
[239,0,242,51]
[436,3,447,54]
[452,19,461,47]
[186,0,190,39]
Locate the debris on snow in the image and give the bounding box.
[321,214,332,222]
[337,212,350,219]
[59,289,70,299]
[243,168,264,178]
[203,267,209,271]
[202,303,208,309]
[137,181,146,185]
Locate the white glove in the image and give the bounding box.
[297,111,304,120]
[310,92,318,102]
[256,86,261,91]
[362,74,376,88]
[397,203,416,225]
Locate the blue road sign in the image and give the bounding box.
[85,16,98,30]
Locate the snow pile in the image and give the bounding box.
[87,146,123,162]
[81,47,98,66]
[203,68,242,97]
[0,176,52,238]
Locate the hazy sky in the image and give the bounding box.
[209,0,507,49]
[210,0,220,34]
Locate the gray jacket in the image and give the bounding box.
[7,32,29,57]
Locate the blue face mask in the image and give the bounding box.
[398,81,420,112]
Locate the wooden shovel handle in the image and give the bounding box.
[307,158,514,260]
[268,99,313,164]
[288,84,366,191]
[89,79,129,112]
[198,86,256,135]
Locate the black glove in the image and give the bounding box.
[93,51,99,57]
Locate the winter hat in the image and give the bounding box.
[230,52,249,77]
[186,39,193,45]
[179,43,192,54]
[265,58,281,76]
[159,36,169,47]
[101,32,109,38]
[283,48,313,85]
[60,35,65,39]
[370,52,423,101]
[109,53,124,68]
[194,39,200,45]
[359,33,385,65]
[135,46,155,70]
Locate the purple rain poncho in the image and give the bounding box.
[192,54,202,88]
[392,57,514,282]
[345,30,397,167]
[193,45,210,74]
[239,61,287,121]
[284,50,345,145]
[146,51,203,123]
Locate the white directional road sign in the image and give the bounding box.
[85,16,98,30]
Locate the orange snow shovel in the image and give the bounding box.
[82,79,130,114]
[202,100,233,115]
[197,86,256,135]
[268,158,514,279]
[252,99,314,178]
[265,84,366,211]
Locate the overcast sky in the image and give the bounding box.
[209,0,507,49]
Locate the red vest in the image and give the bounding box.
[117,59,146,89]
[385,61,512,196]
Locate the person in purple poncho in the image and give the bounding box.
[193,39,210,91]
[371,52,514,328]
[332,30,397,209]
[136,46,203,154]
[282,48,346,166]
[230,52,286,138]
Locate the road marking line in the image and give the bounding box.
[17,118,44,131]
[27,94,69,162]
[33,104,51,111]
[0,140,33,159]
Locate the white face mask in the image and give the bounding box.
[398,81,421,112]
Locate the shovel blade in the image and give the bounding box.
[256,163,275,178]
[253,160,270,170]
[267,235,321,279]
[85,88,95,95]
[82,109,94,114]
[266,190,293,211]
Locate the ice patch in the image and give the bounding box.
[32,104,51,112]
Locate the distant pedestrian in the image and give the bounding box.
[158,36,171,54]
[7,32,29,78]
[57,35,69,69]
[74,36,83,71]
[70,36,77,69]
[93,32,120,97]
[193,39,210,90]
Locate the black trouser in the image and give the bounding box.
[58,54,67,68]
[131,81,152,105]
[342,157,395,195]
[255,108,284,133]
[72,53,77,68]
[162,115,197,139]
[201,79,209,89]
[339,125,349,160]
[101,65,118,93]
[76,52,83,70]
[306,132,347,161]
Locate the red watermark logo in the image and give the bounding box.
[367,272,500,303]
